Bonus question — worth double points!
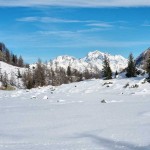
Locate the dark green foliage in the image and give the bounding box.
[12,54,18,65]
[67,66,71,76]
[17,69,22,78]
[123,83,129,88]
[126,53,136,78]
[0,42,26,67]
[18,56,24,67]
[5,49,11,64]
[102,56,112,80]
[115,71,118,78]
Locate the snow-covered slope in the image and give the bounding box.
[136,48,150,69]
[50,55,88,72]
[49,50,128,73]
[0,77,150,149]
[82,50,128,72]
[0,61,26,87]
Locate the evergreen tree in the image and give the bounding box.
[5,49,11,64]
[0,51,3,61]
[12,54,18,66]
[126,53,136,78]
[67,66,71,76]
[17,69,22,78]
[18,56,24,67]
[102,56,112,80]
[115,70,118,78]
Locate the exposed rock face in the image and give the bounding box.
[136,48,150,69]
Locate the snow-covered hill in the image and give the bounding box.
[49,50,128,73]
[136,48,150,69]
[0,61,26,88]
[0,77,150,149]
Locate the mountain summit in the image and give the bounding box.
[50,50,128,73]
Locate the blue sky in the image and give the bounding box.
[0,1,150,63]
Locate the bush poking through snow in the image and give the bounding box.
[103,82,113,86]
[123,83,129,88]
[130,84,139,88]
[31,96,36,99]
[101,99,106,103]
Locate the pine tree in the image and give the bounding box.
[18,56,24,67]
[17,69,22,78]
[0,51,3,61]
[12,54,18,66]
[115,71,118,78]
[67,66,71,76]
[5,49,11,64]
[102,55,112,80]
[126,53,136,78]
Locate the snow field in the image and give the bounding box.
[0,78,150,149]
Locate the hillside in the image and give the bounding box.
[136,48,150,69]
[0,61,26,88]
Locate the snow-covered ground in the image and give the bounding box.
[0,77,150,150]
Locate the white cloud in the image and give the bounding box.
[17,17,114,29]
[87,22,113,28]
[37,27,110,37]
[0,0,150,7]
[17,17,88,23]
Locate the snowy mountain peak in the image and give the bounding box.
[85,50,126,62]
[87,50,106,58]
[54,55,76,63]
[49,50,128,72]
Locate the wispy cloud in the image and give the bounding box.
[37,27,110,38]
[17,17,86,23]
[17,17,114,29]
[87,22,113,28]
[0,0,150,7]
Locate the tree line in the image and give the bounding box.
[1,41,150,89]
[102,53,150,80]
[22,59,101,89]
[0,42,25,67]
[21,53,150,89]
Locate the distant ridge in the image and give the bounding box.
[49,50,128,73]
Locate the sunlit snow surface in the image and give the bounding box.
[0,77,150,150]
